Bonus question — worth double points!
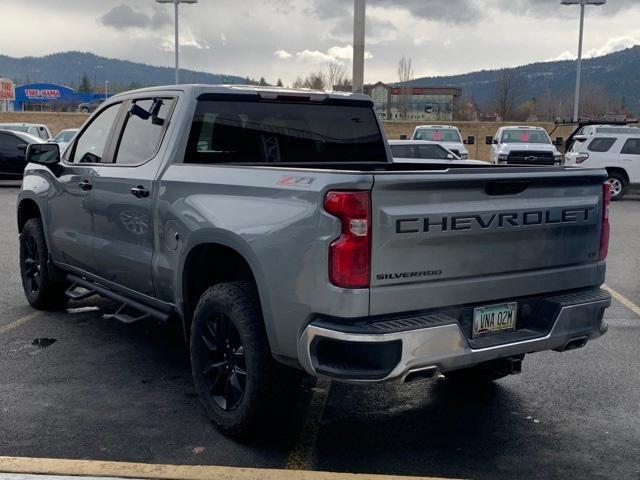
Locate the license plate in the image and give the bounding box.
[473,302,517,338]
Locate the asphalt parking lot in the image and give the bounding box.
[0,183,638,480]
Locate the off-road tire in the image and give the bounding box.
[19,218,68,310]
[190,281,299,437]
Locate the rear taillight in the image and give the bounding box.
[599,182,611,261]
[324,191,371,289]
[576,153,590,164]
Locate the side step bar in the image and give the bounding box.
[66,274,170,324]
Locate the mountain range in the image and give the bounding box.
[410,46,640,114]
[0,51,246,90]
[1,48,639,114]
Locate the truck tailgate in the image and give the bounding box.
[370,168,607,316]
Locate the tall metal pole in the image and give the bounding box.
[352,0,366,93]
[573,1,586,122]
[174,0,180,85]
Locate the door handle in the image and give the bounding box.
[130,185,150,198]
[78,180,93,191]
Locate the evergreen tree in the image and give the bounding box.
[259,77,268,86]
[78,74,93,93]
[276,78,284,87]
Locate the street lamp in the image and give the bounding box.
[561,0,607,121]
[352,0,366,93]
[105,80,110,100]
[156,0,198,85]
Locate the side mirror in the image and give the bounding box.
[464,136,475,145]
[485,136,494,145]
[446,153,455,160]
[554,137,564,146]
[400,134,408,140]
[27,143,60,166]
[17,144,27,152]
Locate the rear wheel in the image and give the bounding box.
[19,218,68,310]
[606,172,628,201]
[190,281,299,437]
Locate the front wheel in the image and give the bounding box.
[19,218,68,310]
[190,281,299,437]
[606,172,628,201]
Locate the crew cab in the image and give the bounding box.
[389,140,486,165]
[564,125,640,200]
[18,85,612,437]
[487,126,563,165]
[412,125,473,159]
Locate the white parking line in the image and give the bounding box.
[603,284,640,318]
[0,311,42,336]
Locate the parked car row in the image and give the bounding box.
[0,123,79,179]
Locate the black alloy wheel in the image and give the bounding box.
[200,312,247,411]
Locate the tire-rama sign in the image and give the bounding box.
[0,78,15,101]
[24,88,61,100]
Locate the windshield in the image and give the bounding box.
[54,130,76,142]
[186,100,387,164]
[501,129,550,144]
[413,128,461,143]
[390,143,453,160]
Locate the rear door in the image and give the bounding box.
[369,168,606,315]
[89,96,176,296]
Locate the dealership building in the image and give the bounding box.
[364,82,462,121]
[9,83,106,112]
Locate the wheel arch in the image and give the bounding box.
[179,241,274,348]
[605,167,630,184]
[17,197,42,233]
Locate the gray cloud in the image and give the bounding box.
[496,0,637,17]
[100,4,172,31]
[311,0,484,24]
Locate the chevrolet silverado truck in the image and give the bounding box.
[18,85,612,437]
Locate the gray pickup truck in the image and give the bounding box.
[18,85,612,436]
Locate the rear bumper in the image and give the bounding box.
[297,288,611,383]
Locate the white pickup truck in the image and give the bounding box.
[487,126,563,166]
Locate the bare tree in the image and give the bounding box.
[491,70,524,121]
[397,56,414,120]
[325,61,348,90]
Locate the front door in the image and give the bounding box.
[0,132,27,177]
[620,138,640,183]
[47,102,123,273]
[89,97,175,296]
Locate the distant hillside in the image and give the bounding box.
[410,46,640,115]
[0,51,246,90]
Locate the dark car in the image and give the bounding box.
[78,99,103,113]
[0,130,44,179]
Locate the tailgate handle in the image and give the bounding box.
[486,181,529,196]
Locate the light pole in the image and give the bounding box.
[156,0,198,85]
[561,0,607,121]
[352,0,366,93]
[105,80,110,100]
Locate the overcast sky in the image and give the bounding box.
[0,0,639,85]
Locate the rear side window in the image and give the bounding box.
[621,138,640,155]
[587,138,616,153]
[185,99,386,164]
[114,98,174,165]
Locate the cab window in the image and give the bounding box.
[70,104,121,164]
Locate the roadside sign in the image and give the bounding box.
[0,78,15,101]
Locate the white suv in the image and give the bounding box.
[412,125,472,159]
[565,126,640,200]
[488,126,562,166]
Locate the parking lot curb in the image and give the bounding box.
[0,457,461,480]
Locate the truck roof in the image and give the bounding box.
[110,84,372,103]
